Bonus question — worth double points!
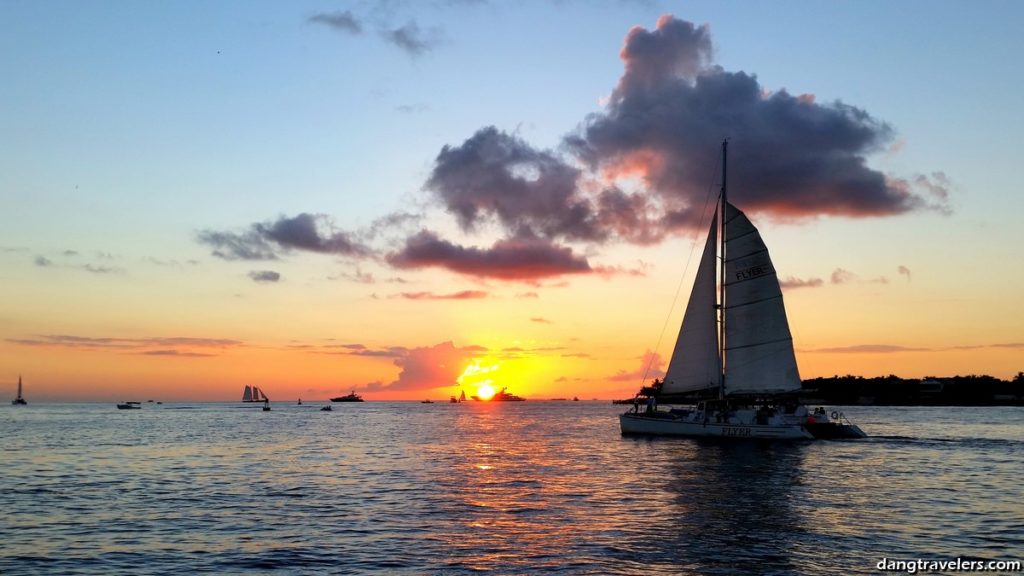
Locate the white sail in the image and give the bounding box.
[661,211,722,396]
[242,385,253,402]
[722,202,802,395]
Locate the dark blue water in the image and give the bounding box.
[1,403,1021,574]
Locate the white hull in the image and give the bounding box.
[620,413,814,440]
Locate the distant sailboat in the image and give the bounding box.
[242,385,269,403]
[12,375,27,406]
[619,141,865,440]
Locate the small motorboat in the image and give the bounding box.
[116,402,141,410]
[320,405,333,411]
[421,399,434,404]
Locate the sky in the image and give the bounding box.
[2,0,1022,402]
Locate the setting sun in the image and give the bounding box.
[476,385,496,400]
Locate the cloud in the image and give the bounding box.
[564,14,948,222]
[83,264,123,274]
[810,344,929,354]
[530,317,553,324]
[383,21,442,57]
[140,350,216,358]
[198,213,370,261]
[361,341,479,393]
[248,270,281,283]
[516,292,539,299]
[426,127,664,244]
[396,290,488,300]
[9,334,241,356]
[831,268,856,284]
[386,229,592,281]
[608,350,665,382]
[196,229,278,261]
[898,265,911,281]
[34,256,52,267]
[308,10,363,35]
[779,276,824,289]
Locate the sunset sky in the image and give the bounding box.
[2,1,1022,401]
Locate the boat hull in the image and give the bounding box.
[805,421,867,439]
[620,413,814,440]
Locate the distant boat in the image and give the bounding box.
[449,396,458,403]
[116,401,141,410]
[320,405,333,411]
[242,385,269,403]
[573,396,579,401]
[12,375,27,406]
[297,398,302,405]
[619,141,865,440]
[331,391,364,402]
[459,390,466,402]
[421,399,434,404]
[262,398,271,412]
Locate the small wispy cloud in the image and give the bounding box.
[384,21,442,57]
[9,334,242,357]
[248,270,281,283]
[34,256,53,267]
[395,290,488,300]
[831,268,856,284]
[779,276,824,290]
[308,10,363,35]
[530,317,553,324]
[898,265,911,281]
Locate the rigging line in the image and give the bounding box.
[639,151,721,389]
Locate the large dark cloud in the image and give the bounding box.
[198,213,370,261]
[565,14,944,220]
[426,126,664,244]
[386,229,591,281]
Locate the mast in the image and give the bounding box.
[718,140,727,400]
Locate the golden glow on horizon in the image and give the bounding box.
[476,384,496,400]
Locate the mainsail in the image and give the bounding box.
[661,210,722,396]
[722,201,802,395]
[242,385,253,402]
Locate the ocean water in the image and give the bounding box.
[1,402,1021,575]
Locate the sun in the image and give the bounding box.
[476,384,496,400]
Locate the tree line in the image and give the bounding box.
[801,372,1024,406]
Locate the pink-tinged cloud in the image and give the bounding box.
[361,341,480,393]
[396,290,489,300]
[386,229,592,281]
[608,350,666,382]
[779,276,824,290]
[516,292,539,299]
[831,268,856,284]
[9,334,241,357]
[810,344,929,354]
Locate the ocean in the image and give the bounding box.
[1,402,1021,575]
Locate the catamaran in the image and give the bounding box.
[620,141,865,440]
